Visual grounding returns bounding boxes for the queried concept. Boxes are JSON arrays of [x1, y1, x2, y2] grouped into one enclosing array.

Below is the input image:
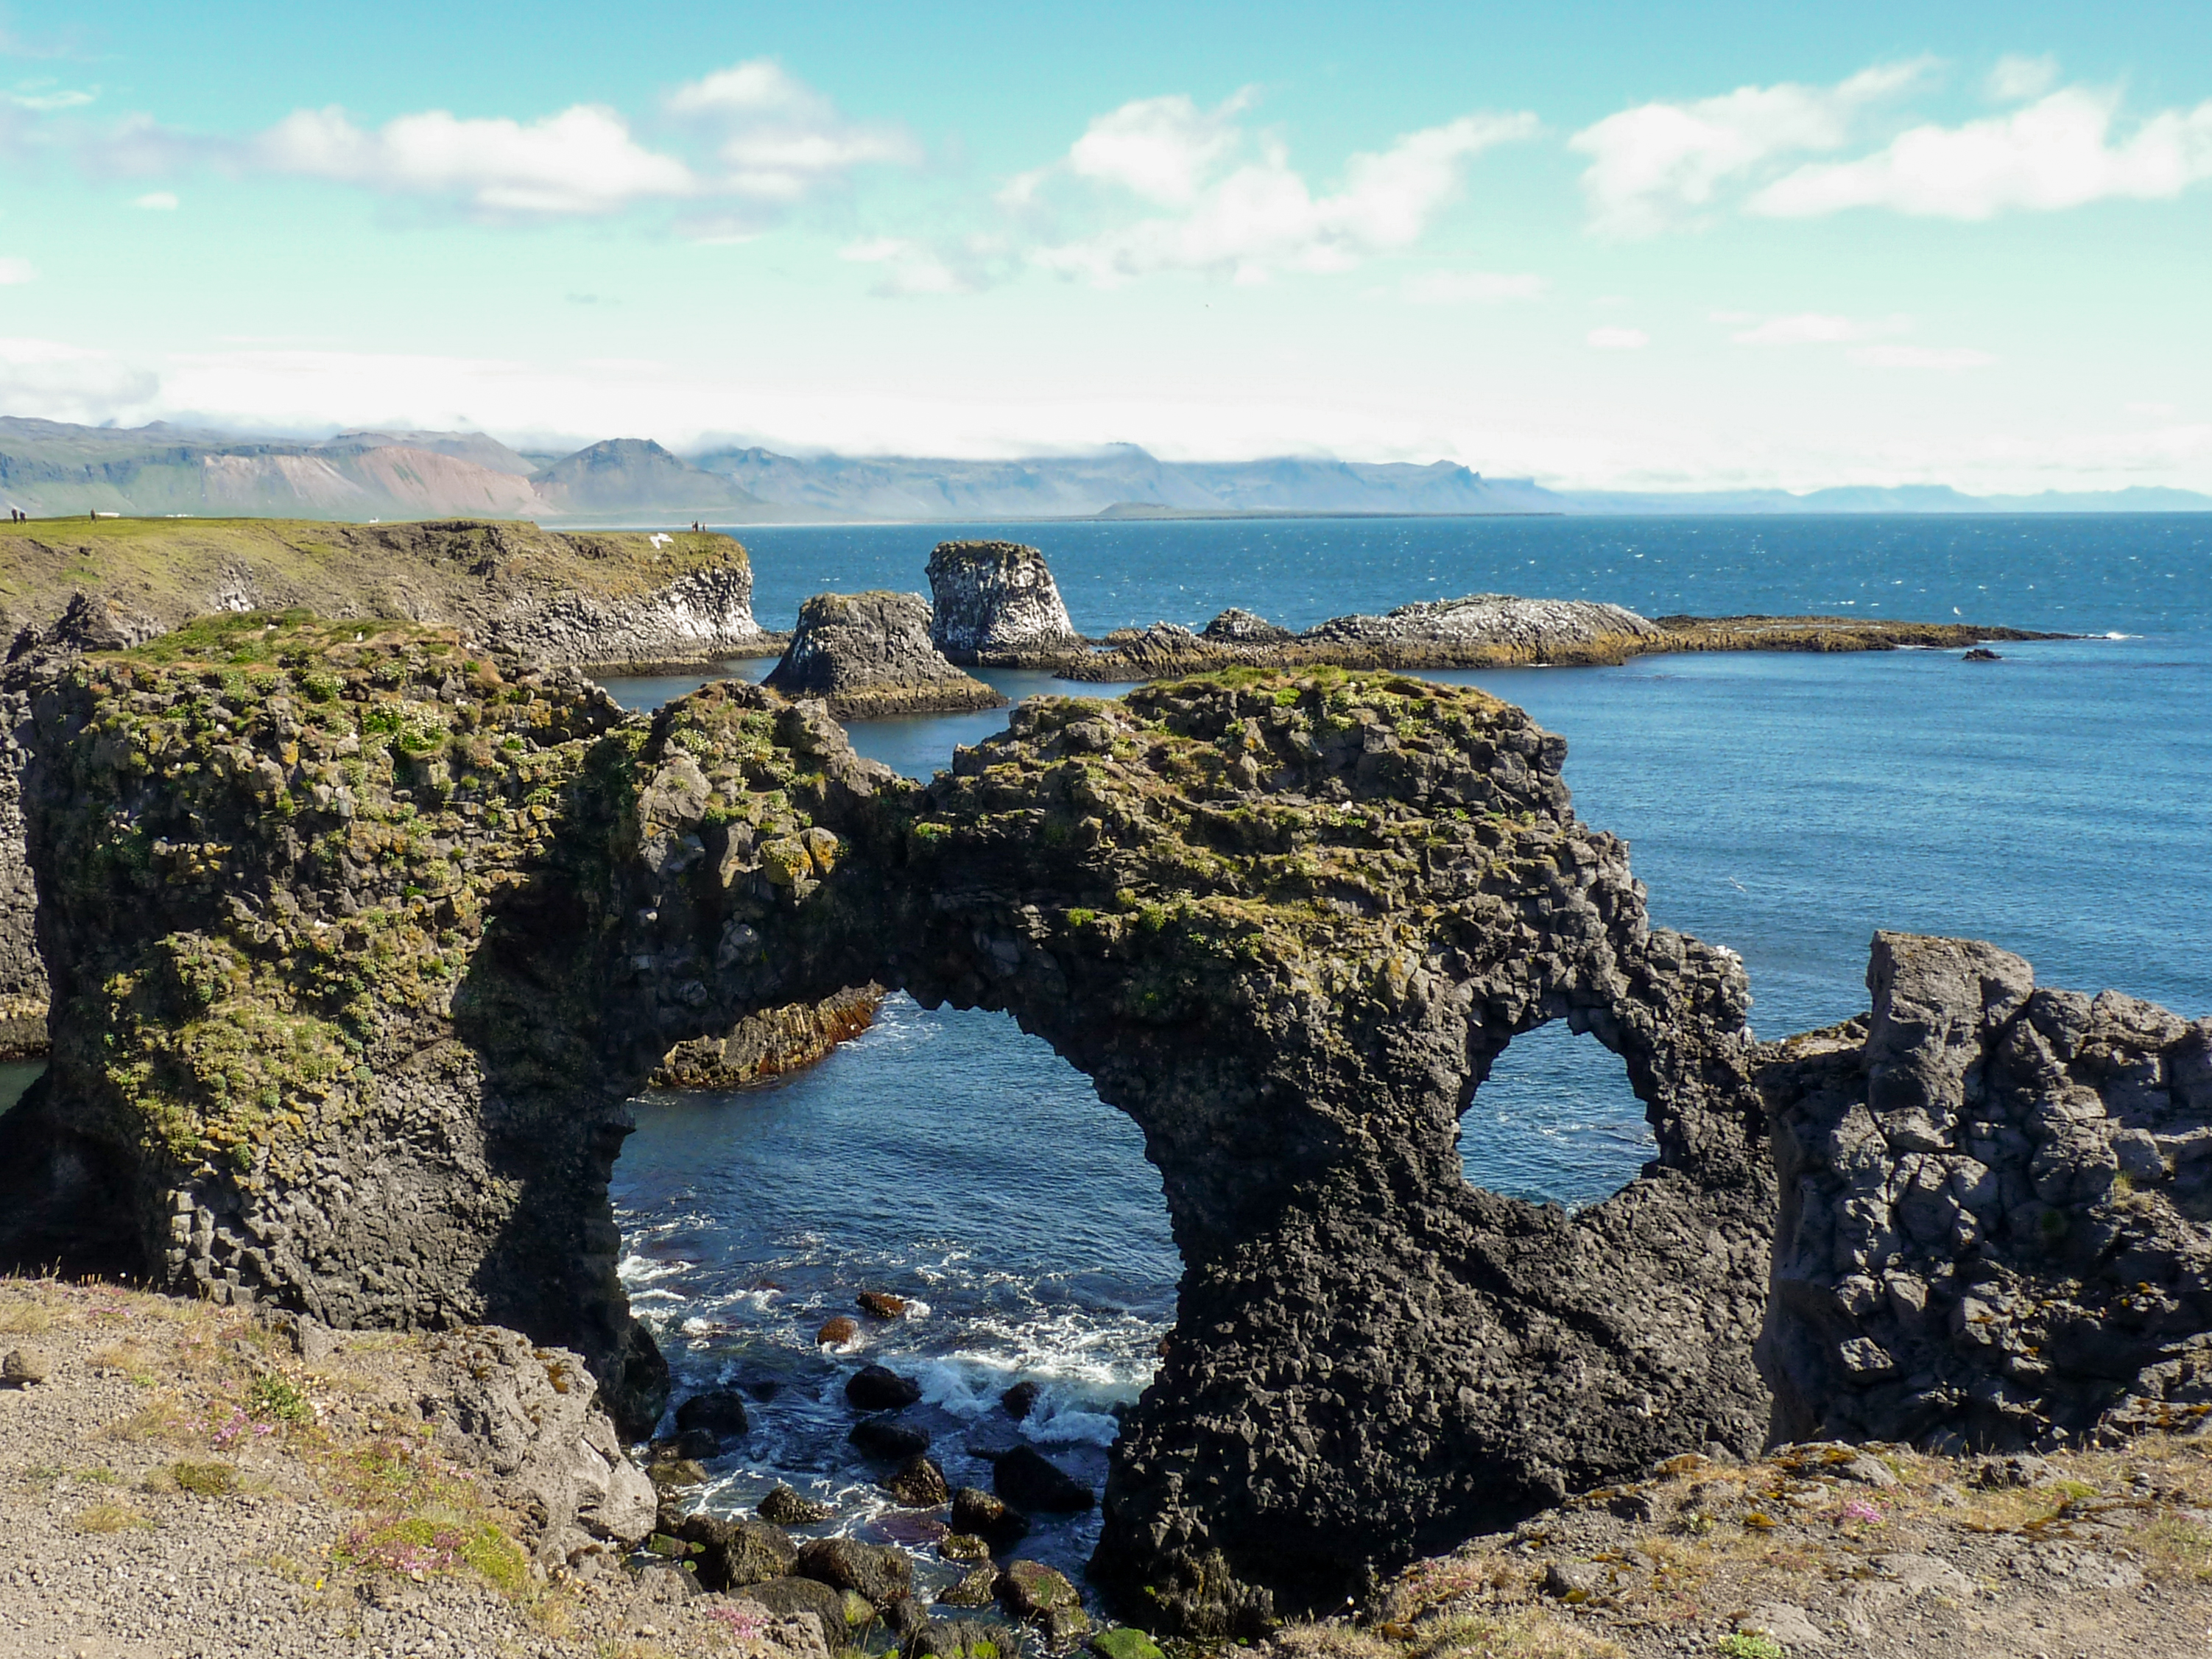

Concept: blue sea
[[599, 513, 2212, 1593]]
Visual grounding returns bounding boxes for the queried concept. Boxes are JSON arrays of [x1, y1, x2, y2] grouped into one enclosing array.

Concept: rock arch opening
[[613, 993, 1177, 1596], [11, 626, 1779, 1637], [1459, 1020, 1655, 1207]]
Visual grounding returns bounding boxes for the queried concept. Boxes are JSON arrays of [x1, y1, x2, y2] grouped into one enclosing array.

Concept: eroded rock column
[[1758, 931, 2212, 1451]]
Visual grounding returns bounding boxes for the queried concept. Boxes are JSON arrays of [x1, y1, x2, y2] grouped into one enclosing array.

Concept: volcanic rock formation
[[650, 985, 885, 1090], [1758, 931, 2212, 1451], [1, 613, 1777, 1632], [1, 594, 164, 1057], [925, 541, 1083, 665], [764, 591, 1004, 719]]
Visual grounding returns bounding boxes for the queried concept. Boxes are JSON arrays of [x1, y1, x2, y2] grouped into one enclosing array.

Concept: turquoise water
[[602, 514, 2211, 1590]]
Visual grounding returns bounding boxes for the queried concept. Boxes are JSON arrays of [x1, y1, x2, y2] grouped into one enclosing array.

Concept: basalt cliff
[[1, 610, 2202, 1638]]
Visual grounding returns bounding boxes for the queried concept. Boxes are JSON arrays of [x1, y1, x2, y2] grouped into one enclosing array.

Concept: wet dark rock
[[950, 1487, 1029, 1548], [993, 1445, 1093, 1513], [907, 1617, 1007, 1659], [1758, 931, 2212, 1454], [764, 591, 1004, 719], [817, 1317, 859, 1347], [884, 1593, 932, 1641], [926, 541, 1081, 666], [938, 1532, 991, 1565], [674, 1388, 751, 1439], [850, 1417, 933, 1460], [647, 1457, 708, 1490], [934, 1565, 998, 1610], [885, 1453, 951, 1507], [1000, 1381, 1040, 1420], [663, 1427, 721, 1462], [857, 1291, 910, 1320], [759, 1483, 836, 1525], [848, 1364, 925, 1412], [1962, 647, 2002, 661], [744, 1576, 852, 1633], [998, 1559, 1083, 1625], [962, 1422, 1024, 1461], [674, 1512, 798, 1590], [796, 1535, 914, 1610]]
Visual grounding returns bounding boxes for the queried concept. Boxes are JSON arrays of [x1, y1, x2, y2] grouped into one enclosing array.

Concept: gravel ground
[[0, 1276, 821, 1659], [1290, 1438, 2212, 1659]]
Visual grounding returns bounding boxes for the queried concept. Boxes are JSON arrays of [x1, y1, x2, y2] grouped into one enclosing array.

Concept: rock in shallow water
[[674, 1388, 751, 1438], [764, 591, 1003, 719], [993, 1445, 1093, 1513], [885, 1453, 951, 1507], [758, 1484, 835, 1526], [676, 1513, 798, 1591], [847, 1362, 924, 1411], [795, 1535, 913, 1610], [850, 1416, 932, 1460], [950, 1487, 1029, 1547]]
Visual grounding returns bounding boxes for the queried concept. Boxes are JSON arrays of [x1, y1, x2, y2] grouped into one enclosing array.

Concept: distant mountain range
[[0, 418, 2204, 523]]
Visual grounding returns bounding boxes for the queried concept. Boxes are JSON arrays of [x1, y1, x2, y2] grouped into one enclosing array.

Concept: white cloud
[[1726, 311, 1906, 346], [1401, 270, 1545, 303], [8, 84, 94, 112], [0, 256, 35, 283], [1588, 326, 1649, 350], [1751, 86, 2212, 219], [1850, 345, 1998, 370], [1987, 54, 2059, 102], [839, 236, 974, 296], [1569, 60, 1930, 236], [1064, 91, 1253, 205], [666, 59, 920, 203], [133, 190, 178, 210], [1029, 103, 1537, 284], [252, 103, 697, 216], [0, 337, 159, 422]]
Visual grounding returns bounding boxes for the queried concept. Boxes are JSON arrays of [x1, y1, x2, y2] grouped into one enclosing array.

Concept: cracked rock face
[[925, 542, 1082, 663], [2, 595, 166, 1058], [764, 591, 1004, 719], [1758, 931, 2212, 1453], [8, 620, 1774, 1633]]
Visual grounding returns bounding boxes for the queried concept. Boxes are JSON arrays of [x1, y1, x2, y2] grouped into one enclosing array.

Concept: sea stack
[[764, 591, 1004, 719], [925, 541, 1082, 664]]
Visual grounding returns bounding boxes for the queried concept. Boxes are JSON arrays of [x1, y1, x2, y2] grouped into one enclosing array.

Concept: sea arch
[[8, 622, 1772, 1634]]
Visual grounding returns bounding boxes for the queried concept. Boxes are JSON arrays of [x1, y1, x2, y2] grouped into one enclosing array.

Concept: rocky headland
[[1057, 599, 2060, 680], [764, 591, 1005, 719], [0, 515, 782, 670]]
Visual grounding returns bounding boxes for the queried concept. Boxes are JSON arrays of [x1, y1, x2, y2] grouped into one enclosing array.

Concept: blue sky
[[2, 1, 2209, 490]]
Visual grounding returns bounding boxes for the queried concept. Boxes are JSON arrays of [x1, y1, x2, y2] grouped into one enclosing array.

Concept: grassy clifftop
[[0, 516, 749, 637]]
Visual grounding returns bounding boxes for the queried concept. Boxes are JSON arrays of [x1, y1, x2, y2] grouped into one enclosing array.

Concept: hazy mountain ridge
[[0, 418, 2205, 522]]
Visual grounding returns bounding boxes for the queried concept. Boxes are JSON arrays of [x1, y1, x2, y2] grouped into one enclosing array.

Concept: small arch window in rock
[[1458, 1021, 1655, 1208]]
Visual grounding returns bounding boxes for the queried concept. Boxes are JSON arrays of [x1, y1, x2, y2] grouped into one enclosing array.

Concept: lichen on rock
[[926, 540, 1082, 665], [650, 984, 884, 1089], [8, 621, 1783, 1632]]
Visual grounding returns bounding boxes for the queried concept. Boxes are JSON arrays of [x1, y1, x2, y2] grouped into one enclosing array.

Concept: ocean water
[[600, 513, 2212, 1596]]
